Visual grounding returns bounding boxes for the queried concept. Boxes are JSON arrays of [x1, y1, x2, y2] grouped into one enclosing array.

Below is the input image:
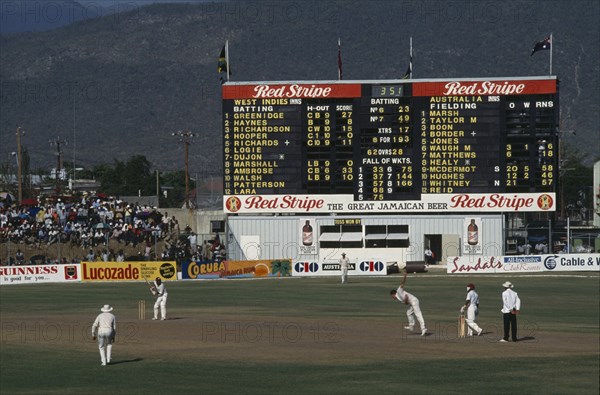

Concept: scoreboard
[[222, 77, 558, 214]]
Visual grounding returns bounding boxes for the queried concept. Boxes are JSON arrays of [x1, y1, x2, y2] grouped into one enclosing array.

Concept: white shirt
[[154, 281, 167, 297], [92, 312, 116, 336], [501, 288, 521, 313], [340, 256, 350, 269], [395, 286, 417, 305], [466, 289, 479, 307]]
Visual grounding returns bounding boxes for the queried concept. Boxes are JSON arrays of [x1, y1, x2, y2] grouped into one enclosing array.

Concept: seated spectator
[[37, 227, 48, 244], [16, 249, 25, 265], [67, 208, 77, 223], [48, 227, 60, 245], [534, 242, 544, 254], [93, 229, 105, 246]]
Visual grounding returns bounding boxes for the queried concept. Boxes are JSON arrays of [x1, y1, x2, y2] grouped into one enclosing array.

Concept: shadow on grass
[[110, 358, 143, 365], [517, 336, 536, 342]]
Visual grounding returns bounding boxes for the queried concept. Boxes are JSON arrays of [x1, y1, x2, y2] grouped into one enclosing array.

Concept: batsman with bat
[[461, 283, 483, 337], [152, 277, 168, 320]]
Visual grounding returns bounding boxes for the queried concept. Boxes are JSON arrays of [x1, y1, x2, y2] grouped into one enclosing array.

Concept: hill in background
[[1, 0, 599, 175]]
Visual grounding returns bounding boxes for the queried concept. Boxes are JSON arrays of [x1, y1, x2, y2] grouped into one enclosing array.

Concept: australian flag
[[530, 36, 551, 56]]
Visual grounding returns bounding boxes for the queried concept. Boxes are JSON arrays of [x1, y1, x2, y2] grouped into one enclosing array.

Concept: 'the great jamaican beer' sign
[[222, 77, 558, 214]]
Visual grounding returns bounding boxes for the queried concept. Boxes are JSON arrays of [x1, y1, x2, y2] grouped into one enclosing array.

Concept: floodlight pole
[[49, 137, 67, 196], [15, 127, 25, 205], [172, 130, 195, 209]]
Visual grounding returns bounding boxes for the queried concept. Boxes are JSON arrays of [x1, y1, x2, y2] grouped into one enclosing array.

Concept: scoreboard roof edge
[[222, 76, 557, 85]]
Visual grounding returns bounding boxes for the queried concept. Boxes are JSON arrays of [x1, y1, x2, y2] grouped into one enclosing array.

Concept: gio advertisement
[[293, 259, 386, 277]]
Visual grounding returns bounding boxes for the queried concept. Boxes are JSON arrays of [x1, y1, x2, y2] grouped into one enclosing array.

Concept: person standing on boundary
[[390, 268, 427, 336], [500, 281, 521, 342], [461, 283, 483, 336], [153, 277, 168, 320], [92, 304, 116, 366], [340, 253, 350, 284]]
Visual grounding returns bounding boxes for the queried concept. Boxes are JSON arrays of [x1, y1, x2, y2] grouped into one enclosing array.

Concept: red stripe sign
[[223, 83, 362, 99], [413, 79, 556, 96]]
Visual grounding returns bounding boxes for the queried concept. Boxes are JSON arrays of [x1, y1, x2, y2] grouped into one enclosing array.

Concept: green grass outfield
[[1, 273, 599, 395]]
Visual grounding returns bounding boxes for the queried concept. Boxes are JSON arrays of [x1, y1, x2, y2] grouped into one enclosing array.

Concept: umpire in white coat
[[92, 305, 116, 366], [500, 281, 521, 342]]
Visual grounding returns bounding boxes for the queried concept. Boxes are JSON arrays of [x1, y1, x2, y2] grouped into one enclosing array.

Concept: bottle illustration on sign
[[467, 219, 479, 245], [302, 220, 313, 246]]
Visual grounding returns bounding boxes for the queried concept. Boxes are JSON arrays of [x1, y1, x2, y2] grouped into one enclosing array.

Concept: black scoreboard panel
[[222, 78, 558, 213]]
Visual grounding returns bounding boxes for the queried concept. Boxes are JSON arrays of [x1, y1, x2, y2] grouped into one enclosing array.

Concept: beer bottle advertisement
[[462, 217, 482, 254], [299, 218, 316, 255]]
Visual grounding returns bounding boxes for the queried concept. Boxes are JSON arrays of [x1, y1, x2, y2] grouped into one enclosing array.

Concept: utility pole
[[156, 169, 160, 208], [49, 137, 67, 195], [558, 129, 576, 220], [172, 130, 195, 209], [15, 127, 25, 205]]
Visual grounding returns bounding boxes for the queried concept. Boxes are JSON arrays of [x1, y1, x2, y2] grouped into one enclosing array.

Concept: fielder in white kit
[[461, 283, 483, 336], [92, 304, 116, 366], [390, 269, 428, 336], [339, 253, 350, 284]]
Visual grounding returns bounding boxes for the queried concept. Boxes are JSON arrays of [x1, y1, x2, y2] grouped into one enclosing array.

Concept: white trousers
[[341, 267, 348, 284], [406, 299, 426, 331], [466, 305, 482, 335], [154, 295, 168, 319], [97, 329, 114, 364]]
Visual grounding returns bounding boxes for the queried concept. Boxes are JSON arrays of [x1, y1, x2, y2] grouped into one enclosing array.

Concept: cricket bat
[[142, 275, 157, 295]]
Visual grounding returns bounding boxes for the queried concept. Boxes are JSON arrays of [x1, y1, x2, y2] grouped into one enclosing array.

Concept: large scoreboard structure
[[222, 77, 558, 214]]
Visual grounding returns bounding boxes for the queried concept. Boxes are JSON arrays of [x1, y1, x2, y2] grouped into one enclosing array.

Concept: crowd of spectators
[[0, 193, 215, 266]]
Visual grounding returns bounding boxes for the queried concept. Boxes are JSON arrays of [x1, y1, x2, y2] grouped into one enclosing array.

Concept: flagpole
[[549, 33, 553, 76], [409, 36, 413, 79], [225, 40, 230, 82], [337, 38, 342, 80]]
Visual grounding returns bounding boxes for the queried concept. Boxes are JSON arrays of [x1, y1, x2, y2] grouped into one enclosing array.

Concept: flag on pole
[[218, 41, 230, 83], [402, 36, 413, 79], [217, 45, 227, 73], [402, 55, 412, 79], [530, 36, 551, 56], [337, 38, 343, 80]]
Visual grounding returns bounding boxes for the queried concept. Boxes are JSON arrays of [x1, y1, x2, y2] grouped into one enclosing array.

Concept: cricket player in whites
[[92, 305, 116, 366], [152, 277, 168, 320], [390, 268, 428, 336], [461, 283, 483, 336], [340, 253, 350, 284]]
